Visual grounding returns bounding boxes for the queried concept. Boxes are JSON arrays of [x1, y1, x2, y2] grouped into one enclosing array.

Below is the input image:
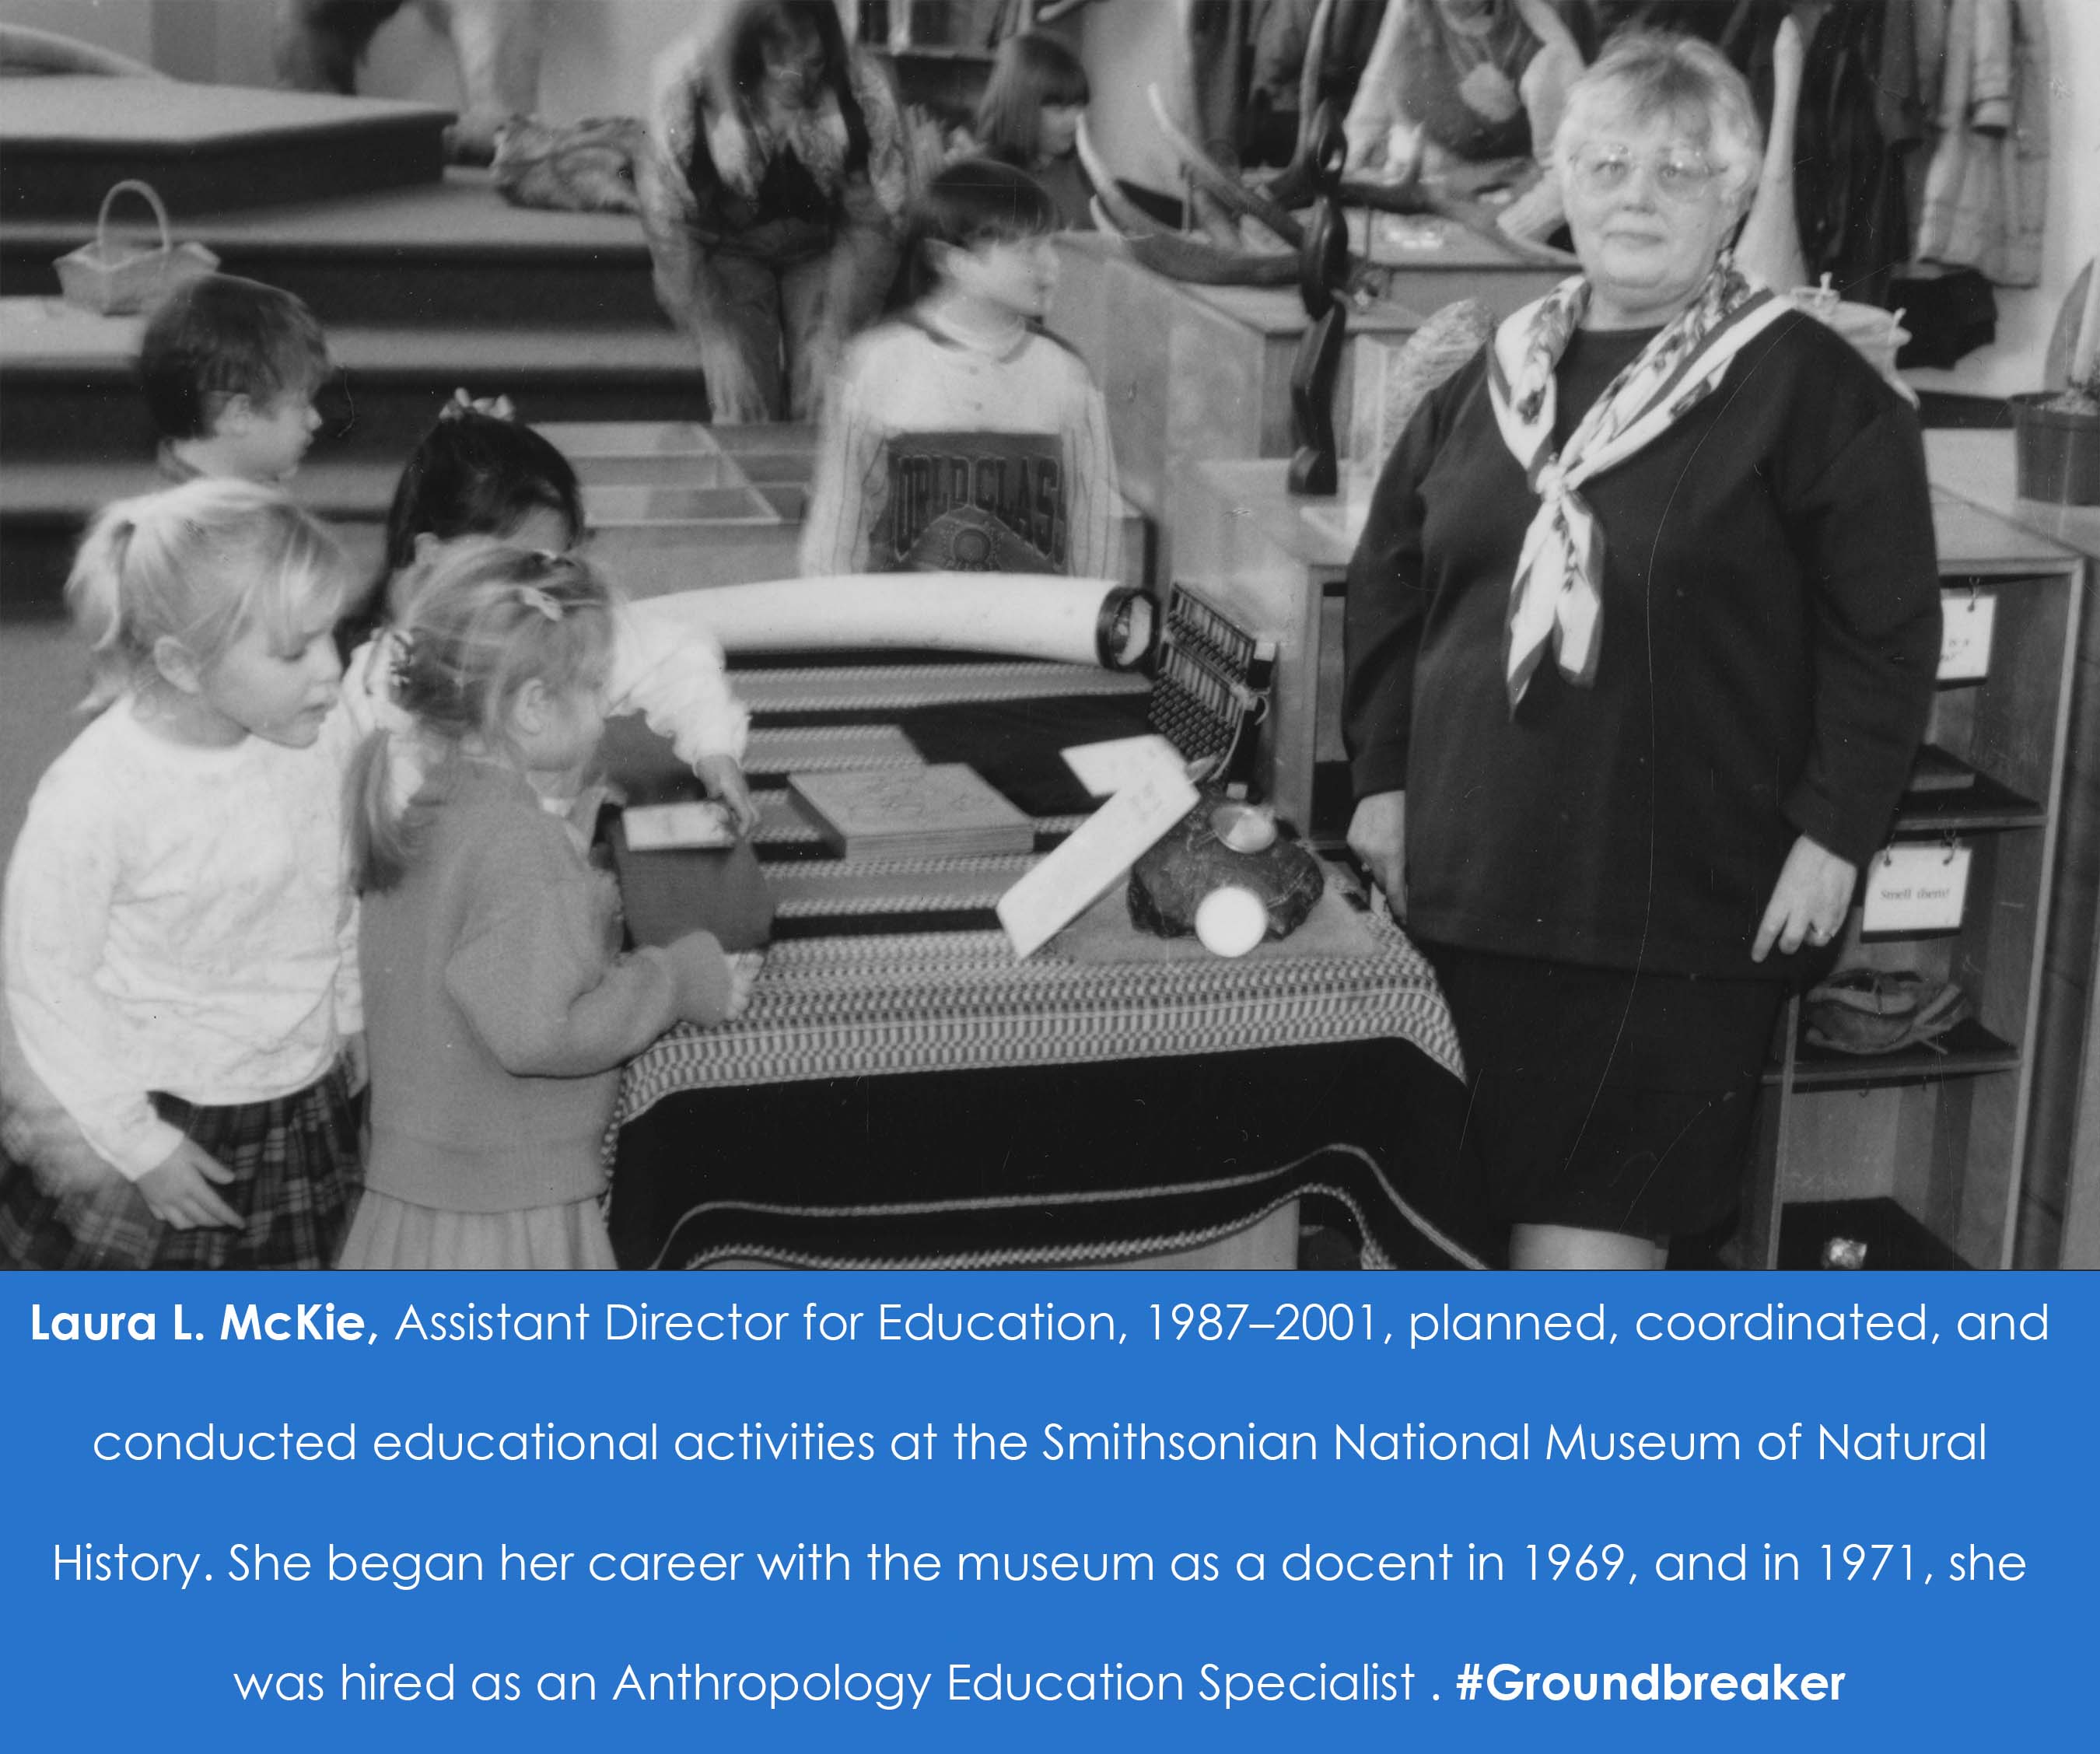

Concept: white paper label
[[1861, 842, 1972, 934], [997, 768, 1201, 958], [1061, 735, 1188, 798], [1937, 591, 1996, 682], [621, 802, 737, 850]]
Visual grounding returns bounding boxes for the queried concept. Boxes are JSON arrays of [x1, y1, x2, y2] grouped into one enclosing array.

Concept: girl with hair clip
[[0, 479, 363, 1269], [340, 396, 756, 831], [799, 157, 1119, 580], [340, 544, 753, 1272], [973, 30, 1094, 231]]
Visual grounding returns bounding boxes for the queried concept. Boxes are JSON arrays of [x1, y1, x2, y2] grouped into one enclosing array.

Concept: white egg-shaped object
[[1194, 885, 1269, 958]]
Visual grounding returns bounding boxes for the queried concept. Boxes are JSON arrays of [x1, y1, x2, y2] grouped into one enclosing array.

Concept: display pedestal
[[1051, 236, 1423, 565], [1052, 230, 1558, 581]]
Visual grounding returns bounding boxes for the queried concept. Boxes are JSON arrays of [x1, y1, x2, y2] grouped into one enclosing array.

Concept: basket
[[53, 180, 219, 317]]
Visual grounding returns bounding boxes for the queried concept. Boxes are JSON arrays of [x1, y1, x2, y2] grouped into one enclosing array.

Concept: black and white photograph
[[2, 0, 2095, 1276]]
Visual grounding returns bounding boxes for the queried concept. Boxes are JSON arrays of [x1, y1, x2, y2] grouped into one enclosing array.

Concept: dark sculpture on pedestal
[[1287, 104, 1351, 497]]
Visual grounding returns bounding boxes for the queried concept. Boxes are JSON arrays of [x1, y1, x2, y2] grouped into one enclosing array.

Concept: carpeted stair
[[2, 159, 704, 604], [0, 74, 449, 216], [0, 172, 663, 328]]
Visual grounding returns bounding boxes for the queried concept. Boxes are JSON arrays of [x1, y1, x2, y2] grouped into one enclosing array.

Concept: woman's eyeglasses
[[1564, 145, 1718, 204]]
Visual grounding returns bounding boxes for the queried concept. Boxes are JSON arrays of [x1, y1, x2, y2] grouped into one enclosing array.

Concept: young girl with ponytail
[[1, 478, 364, 1268], [340, 544, 751, 1271]]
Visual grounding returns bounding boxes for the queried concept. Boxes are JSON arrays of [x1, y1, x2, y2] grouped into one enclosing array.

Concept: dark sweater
[[1342, 313, 1941, 978]]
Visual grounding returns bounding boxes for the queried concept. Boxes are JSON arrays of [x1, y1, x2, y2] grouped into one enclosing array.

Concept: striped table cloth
[[618, 910, 1461, 1122], [604, 656, 1482, 1272]]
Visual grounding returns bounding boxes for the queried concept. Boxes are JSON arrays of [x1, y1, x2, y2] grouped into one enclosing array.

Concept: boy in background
[[138, 273, 331, 485], [798, 158, 1119, 581]]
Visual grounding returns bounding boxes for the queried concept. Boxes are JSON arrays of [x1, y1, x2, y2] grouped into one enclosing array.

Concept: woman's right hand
[[138, 1139, 242, 1231], [1347, 790, 1409, 917]]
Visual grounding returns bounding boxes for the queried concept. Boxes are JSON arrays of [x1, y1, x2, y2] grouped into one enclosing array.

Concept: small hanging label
[[1861, 842, 1972, 935], [1937, 590, 1996, 682]]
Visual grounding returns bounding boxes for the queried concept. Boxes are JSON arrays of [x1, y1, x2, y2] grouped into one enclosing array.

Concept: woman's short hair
[[1554, 30, 1763, 208], [975, 30, 1089, 165]]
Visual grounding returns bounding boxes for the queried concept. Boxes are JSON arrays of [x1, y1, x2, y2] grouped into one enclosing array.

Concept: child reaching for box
[[797, 158, 1120, 580], [340, 544, 752, 1270], [0, 481, 363, 1268], [342, 399, 756, 831]]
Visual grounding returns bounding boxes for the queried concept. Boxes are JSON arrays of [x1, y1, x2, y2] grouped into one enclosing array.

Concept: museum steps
[[0, 72, 449, 218], [0, 171, 663, 329], [0, 170, 699, 603]]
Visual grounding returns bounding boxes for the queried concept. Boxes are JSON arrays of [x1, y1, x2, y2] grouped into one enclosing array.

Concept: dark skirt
[[0, 1066, 362, 1271], [1419, 942, 1786, 1241]]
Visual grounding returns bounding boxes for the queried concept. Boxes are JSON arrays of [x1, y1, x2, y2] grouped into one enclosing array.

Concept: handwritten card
[[1937, 591, 1996, 682], [1861, 842, 1972, 936], [1060, 735, 1188, 798], [997, 766, 1201, 958]]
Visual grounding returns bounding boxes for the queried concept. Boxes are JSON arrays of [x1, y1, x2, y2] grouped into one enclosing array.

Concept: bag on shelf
[[1804, 968, 1971, 1056]]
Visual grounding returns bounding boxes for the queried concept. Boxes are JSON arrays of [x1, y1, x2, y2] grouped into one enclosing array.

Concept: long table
[[601, 656, 1486, 1272]]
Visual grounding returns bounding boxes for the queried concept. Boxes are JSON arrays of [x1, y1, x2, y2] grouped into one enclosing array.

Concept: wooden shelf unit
[[1924, 432, 2100, 1269], [1745, 507, 2085, 1271]]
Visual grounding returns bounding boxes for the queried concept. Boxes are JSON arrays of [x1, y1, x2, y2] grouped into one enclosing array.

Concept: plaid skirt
[[0, 1066, 362, 1271]]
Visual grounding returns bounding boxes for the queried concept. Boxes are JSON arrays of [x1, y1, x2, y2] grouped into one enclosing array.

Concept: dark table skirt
[[611, 1037, 1497, 1271]]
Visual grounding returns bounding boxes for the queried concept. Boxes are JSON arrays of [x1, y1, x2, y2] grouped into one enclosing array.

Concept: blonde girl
[[341, 545, 751, 1271], [0, 479, 362, 1269]]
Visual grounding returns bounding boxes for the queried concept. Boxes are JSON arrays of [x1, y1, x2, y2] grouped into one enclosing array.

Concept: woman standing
[[1342, 32, 1942, 1269], [639, 0, 912, 422]]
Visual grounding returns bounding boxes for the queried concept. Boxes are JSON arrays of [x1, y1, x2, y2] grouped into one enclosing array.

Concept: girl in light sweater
[[340, 545, 751, 1270], [1, 480, 362, 1268]]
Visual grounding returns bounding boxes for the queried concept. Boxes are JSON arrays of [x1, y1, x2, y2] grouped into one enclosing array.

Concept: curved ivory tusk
[[1145, 82, 1304, 248], [1734, 12, 1808, 292], [1297, 0, 1333, 163], [1075, 114, 1170, 239], [630, 572, 1155, 670]]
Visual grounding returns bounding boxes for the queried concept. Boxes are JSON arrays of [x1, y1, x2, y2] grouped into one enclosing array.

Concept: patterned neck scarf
[[1485, 261, 1790, 709]]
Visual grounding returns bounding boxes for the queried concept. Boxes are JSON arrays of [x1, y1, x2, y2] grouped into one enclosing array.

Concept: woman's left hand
[[1752, 835, 1858, 962]]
